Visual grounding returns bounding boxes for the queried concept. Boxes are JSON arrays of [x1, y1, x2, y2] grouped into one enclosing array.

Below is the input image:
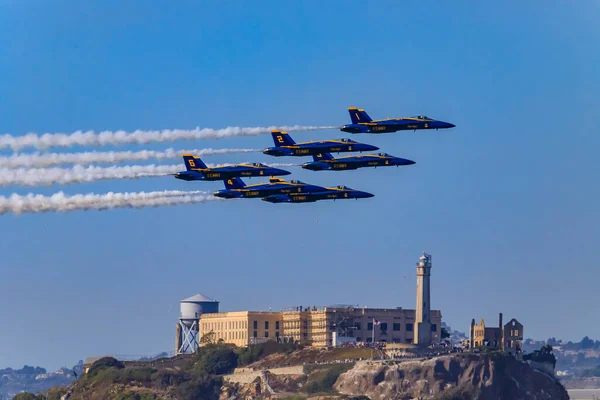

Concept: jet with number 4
[[301, 152, 415, 171], [340, 107, 455, 134], [213, 177, 326, 199], [174, 154, 291, 181], [261, 185, 374, 203], [262, 130, 379, 157]]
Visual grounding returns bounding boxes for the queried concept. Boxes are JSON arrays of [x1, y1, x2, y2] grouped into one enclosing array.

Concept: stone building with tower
[[469, 313, 524, 357], [175, 252, 441, 354]]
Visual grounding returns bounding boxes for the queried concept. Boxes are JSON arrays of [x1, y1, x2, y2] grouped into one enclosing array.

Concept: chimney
[[498, 312, 503, 329]]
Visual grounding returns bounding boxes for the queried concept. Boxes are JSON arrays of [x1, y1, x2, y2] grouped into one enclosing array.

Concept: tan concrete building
[[469, 313, 524, 356], [199, 311, 282, 347], [198, 306, 442, 348]]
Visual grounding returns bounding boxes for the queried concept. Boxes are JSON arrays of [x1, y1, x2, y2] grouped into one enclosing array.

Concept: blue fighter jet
[[262, 130, 378, 157], [261, 185, 374, 203], [301, 152, 415, 171], [213, 177, 326, 199], [340, 107, 455, 134], [174, 154, 291, 181]]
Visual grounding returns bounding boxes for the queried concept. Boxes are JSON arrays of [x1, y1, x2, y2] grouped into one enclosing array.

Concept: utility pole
[[371, 317, 375, 359]]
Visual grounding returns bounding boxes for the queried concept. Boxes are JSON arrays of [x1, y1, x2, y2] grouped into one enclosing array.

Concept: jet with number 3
[[340, 107, 455, 134], [262, 130, 379, 157], [174, 154, 291, 181]]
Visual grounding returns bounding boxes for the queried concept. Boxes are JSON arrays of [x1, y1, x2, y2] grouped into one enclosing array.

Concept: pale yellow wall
[[198, 307, 442, 348], [199, 311, 283, 347]]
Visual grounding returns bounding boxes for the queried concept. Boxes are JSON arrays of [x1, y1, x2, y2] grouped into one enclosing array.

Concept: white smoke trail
[[0, 148, 260, 168], [0, 125, 336, 151], [0, 163, 299, 187], [0, 190, 221, 216]]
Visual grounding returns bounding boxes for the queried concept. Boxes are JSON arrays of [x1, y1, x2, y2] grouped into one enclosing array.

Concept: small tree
[[441, 327, 450, 339], [200, 331, 216, 345]]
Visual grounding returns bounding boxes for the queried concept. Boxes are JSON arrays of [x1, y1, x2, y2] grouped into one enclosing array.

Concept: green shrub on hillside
[[112, 367, 157, 386], [151, 369, 188, 388], [13, 394, 42, 400], [46, 387, 68, 400], [175, 374, 222, 400], [237, 341, 302, 366], [113, 392, 157, 400], [194, 344, 238, 375], [303, 362, 355, 374], [303, 364, 353, 394], [87, 357, 125, 378]]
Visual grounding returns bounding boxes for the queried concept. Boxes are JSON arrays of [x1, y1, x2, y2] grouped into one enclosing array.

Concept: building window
[[265, 331, 269, 338], [406, 323, 413, 331], [380, 323, 388, 331], [515, 330, 519, 336], [253, 320, 258, 329], [265, 321, 269, 330], [367, 322, 373, 331], [355, 323, 361, 330], [431, 324, 437, 332], [276, 321, 280, 330], [253, 331, 257, 338], [393, 323, 401, 331]]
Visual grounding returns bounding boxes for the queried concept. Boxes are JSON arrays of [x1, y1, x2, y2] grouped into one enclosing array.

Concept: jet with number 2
[[262, 130, 379, 157], [174, 154, 290, 181], [213, 177, 326, 199], [302, 152, 415, 171], [340, 107, 455, 134], [261, 185, 374, 203]]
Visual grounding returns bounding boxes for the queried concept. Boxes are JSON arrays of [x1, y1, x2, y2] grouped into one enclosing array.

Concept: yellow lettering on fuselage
[[207, 173, 221, 178], [330, 147, 342, 152], [334, 163, 348, 169], [295, 149, 310, 155]]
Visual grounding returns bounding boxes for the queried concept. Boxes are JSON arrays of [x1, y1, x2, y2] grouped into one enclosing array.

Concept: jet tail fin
[[348, 107, 372, 124], [224, 177, 246, 190], [312, 152, 334, 162], [182, 154, 207, 170], [271, 130, 296, 147]]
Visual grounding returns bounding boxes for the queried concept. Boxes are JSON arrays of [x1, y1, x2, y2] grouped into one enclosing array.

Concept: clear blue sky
[[0, 1, 598, 370]]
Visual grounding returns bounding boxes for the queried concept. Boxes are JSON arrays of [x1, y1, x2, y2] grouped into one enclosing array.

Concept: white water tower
[[176, 293, 219, 354]]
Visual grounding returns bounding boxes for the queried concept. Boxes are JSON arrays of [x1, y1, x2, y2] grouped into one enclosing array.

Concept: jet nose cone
[[278, 169, 292, 175], [362, 191, 375, 198], [396, 158, 416, 166], [365, 144, 379, 151]]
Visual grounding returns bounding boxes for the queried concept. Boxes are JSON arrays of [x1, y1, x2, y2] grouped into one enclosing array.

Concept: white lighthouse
[[415, 252, 432, 346]]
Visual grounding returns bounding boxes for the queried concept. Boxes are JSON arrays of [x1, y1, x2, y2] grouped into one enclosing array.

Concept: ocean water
[[568, 389, 600, 400]]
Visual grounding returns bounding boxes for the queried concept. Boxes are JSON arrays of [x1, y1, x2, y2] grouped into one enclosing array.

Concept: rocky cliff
[[334, 352, 569, 400], [34, 351, 569, 400]]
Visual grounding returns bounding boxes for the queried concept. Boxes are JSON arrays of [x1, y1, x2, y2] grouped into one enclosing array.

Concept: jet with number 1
[[174, 154, 290, 181], [340, 107, 455, 134], [262, 130, 379, 157], [302, 152, 415, 171]]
